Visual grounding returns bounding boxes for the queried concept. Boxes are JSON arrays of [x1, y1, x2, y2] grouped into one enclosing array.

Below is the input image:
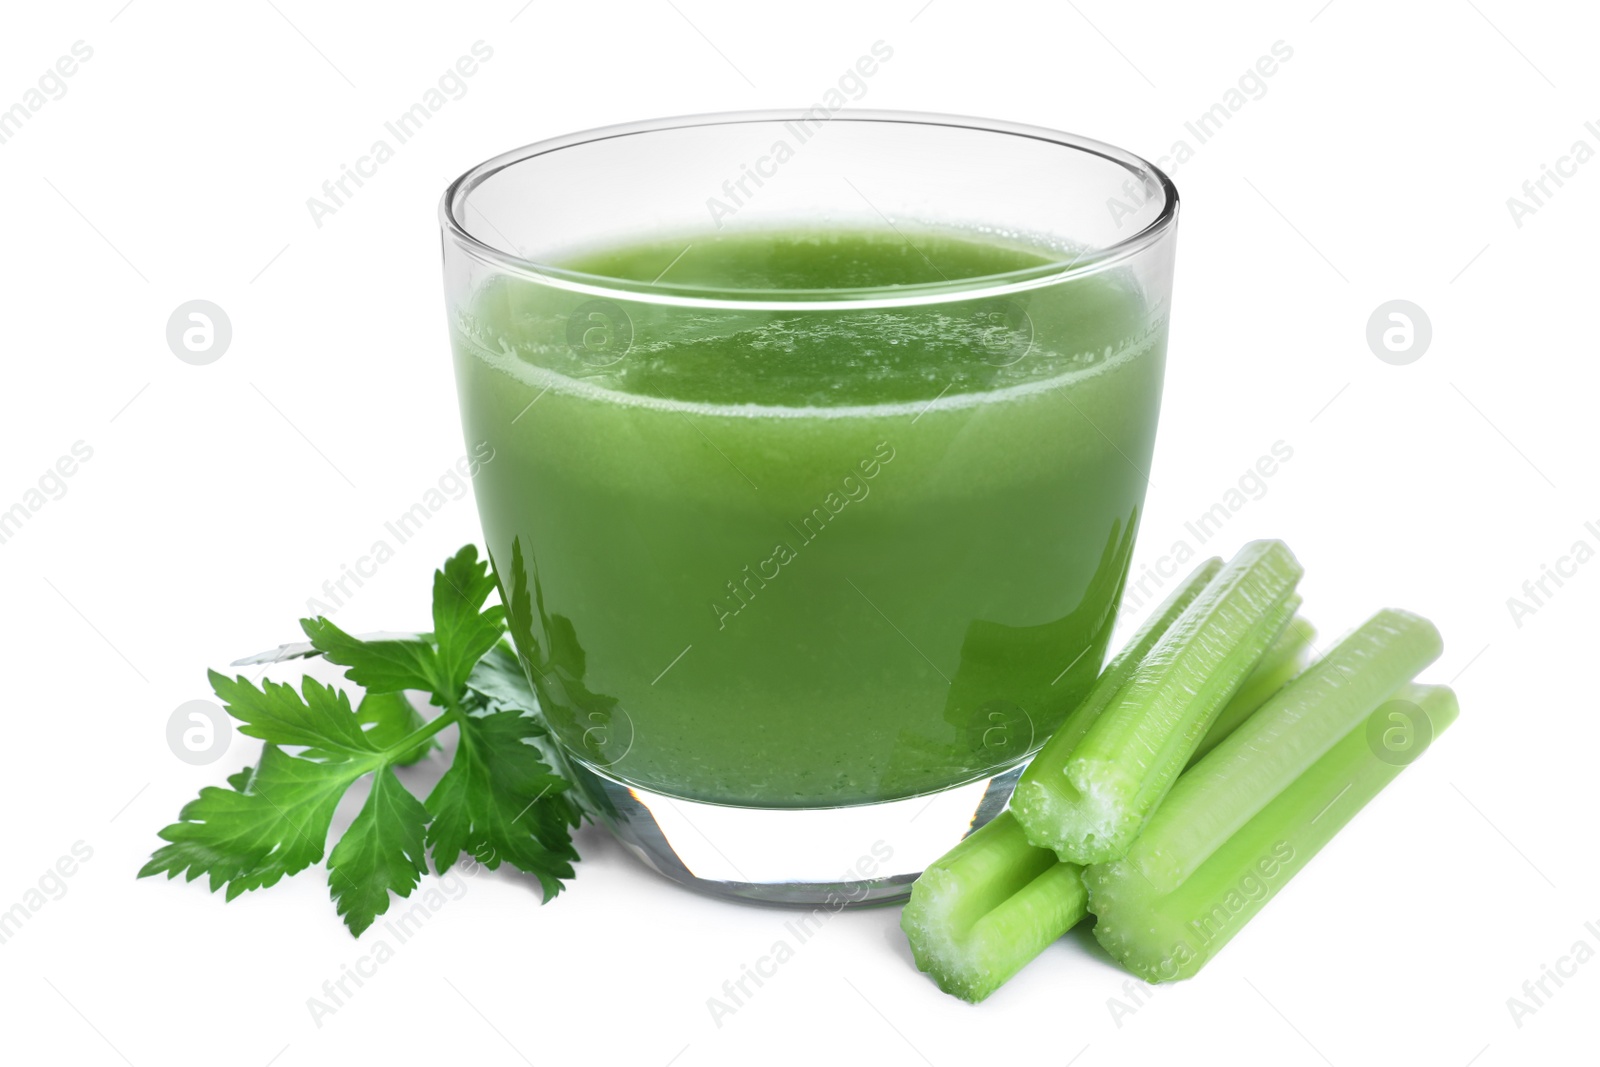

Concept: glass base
[[566, 759, 1024, 906]]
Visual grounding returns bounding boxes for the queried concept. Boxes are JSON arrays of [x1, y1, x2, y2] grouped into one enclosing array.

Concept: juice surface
[[452, 227, 1167, 806]]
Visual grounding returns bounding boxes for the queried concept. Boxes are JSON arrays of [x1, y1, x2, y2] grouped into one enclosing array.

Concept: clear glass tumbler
[[440, 110, 1177, 905]]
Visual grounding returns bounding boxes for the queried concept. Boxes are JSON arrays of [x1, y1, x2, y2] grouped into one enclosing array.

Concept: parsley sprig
[[139, 545, 582, 936]]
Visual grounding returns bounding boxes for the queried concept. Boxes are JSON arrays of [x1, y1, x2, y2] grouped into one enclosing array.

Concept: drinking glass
[[440, 111, 1177, 904]]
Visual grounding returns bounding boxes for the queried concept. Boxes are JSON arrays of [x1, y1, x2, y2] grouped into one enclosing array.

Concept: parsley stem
[[382, 705, 459, 762]]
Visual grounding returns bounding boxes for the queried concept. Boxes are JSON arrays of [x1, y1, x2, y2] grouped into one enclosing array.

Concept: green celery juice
[[451, 227, 1167, 806]]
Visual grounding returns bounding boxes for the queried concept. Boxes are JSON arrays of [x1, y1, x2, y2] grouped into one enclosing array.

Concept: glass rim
[[440, 108, 1179, 312]]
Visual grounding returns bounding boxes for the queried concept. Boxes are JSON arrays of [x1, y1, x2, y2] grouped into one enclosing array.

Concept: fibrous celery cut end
[[1006, 780, 1066, 853], [901, 868, 995, 1001], [1010, 766, 1127, 864], [900, 813, 1087, 1002], [1055, 758, 1143, 864], [1081, 862, 1192, 983]]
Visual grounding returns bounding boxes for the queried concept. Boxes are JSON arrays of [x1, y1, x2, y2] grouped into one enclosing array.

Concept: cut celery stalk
[[1084, 657, 1454, 984], [1122, 608, 1441, 898], [1004, 558, 1220, 851], [1028, 557, 1223, 771], [898, 558, 1221, 1002], [1188, 615, 1317, 768], [1013, 541, 1303, 864], [900, 813, 1086, 1002]]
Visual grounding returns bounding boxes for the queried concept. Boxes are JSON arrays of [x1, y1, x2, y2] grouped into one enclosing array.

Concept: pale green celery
[[1013, 541, 1303, 864], [1084, 626, 1452, 983], [900, 812, 1086, 1002], [1029, 558, 1222, 772], [1188, 615, 1317, 768], [1121, 608, 1442, 898], [1008, 558, 1219, 846], [900, 557, 1223, 1001]]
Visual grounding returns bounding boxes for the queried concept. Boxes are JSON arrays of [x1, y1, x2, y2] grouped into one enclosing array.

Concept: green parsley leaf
[[327, 767, 431, 936], [467, 643, 608, 823], [300, 545, 503, 704], [425, 707, 578, 896], [464, 642, 541, 711], [208, 670, 377, 757], [432, 544, 506, 698], [300, 616, 441, 695], [140, 744, 368, 900], [145, 543, 582, 936]]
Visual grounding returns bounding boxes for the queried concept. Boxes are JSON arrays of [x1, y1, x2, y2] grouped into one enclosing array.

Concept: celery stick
[[1005, 558, 1219, 847], [1013, 541, 1303, 864], [900, 813, 1087, 1002], [1028, 557, 1222, 771], [899, 559, 1223, 1001], [1188, 615, 1317, 768], [1088, 630, 1452, 991], [1124, 608, 1441, 898], [1087, 682, 1456, 981]]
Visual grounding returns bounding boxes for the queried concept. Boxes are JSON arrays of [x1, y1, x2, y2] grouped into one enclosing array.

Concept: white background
[[1, 1, 1595, 1065]]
